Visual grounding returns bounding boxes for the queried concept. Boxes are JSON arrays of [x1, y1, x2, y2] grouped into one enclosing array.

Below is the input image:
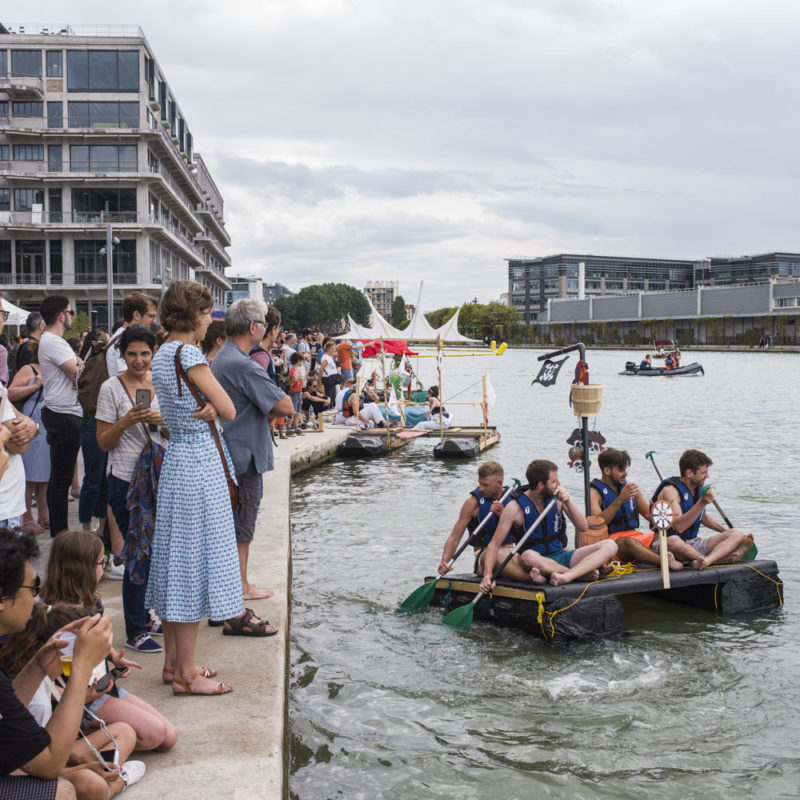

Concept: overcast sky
[[16, 1, 800, 308]]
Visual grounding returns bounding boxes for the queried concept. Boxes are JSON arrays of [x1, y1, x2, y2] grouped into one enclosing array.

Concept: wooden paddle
[[398, 482, 518, 611]]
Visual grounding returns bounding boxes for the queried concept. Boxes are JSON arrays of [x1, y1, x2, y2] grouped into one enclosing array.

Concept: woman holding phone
[[96, 326, 166, 654]]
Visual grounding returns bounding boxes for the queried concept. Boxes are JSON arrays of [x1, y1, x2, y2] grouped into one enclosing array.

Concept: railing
[[0, 209, 140, 225], [0, 114, 148, 131], [3, 24, 144, 38], [0, 272, 48, 285], [75, 271, 138, 285], [0, 74, 44, 93]]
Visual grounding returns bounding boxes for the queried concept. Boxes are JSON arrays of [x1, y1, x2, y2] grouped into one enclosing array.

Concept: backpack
[[77, 338, 114, 416]]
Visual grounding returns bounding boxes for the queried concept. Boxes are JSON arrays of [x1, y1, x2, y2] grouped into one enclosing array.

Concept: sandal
[[162, 666, 218, 685], [38, 518, 50, 529], [171, 671, 232, 696], [222, 608, 278, 637], [21, 519, 46, 533]]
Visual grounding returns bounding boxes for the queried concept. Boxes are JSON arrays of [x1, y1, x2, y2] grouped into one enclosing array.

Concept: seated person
[[334, 380, 385, 429], [437, 461, 528, 580], [590, 449, 682, 570], [0, 528, 145, 800], [301, 377, 330, 423], [664, 353, 676, 370], [650, 449, 752, 568], [481, 460, 617, 589], [639, 354, 652, 370], [412, 386, 453, 430]]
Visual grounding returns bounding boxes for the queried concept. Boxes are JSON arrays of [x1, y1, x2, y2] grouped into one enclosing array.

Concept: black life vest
[[650, 476, 704, 540], [590, 478, 639, 533], [467, 486, 513, 548], [511, 487, 566, 556]]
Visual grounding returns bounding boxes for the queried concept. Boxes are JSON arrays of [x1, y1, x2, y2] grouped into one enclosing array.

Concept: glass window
[[11, 50, 42, 76], [16, 241, 46, 283], [70, 145, 89, 171], [66, 51, 88, 90], [69, 144, 138, 172], [68, 101, 139, 128], [0, 241, 9, 282], [0, 101, 7, 118], [74, 239, 136, 283], [47, 101, 63, 128], [118, 51, 139, 90], [12, 101, 43, 117], [67, 50, 139, 91], [50, 240, 63, 284], [13, 145, 44, 160], [48, 189, 62, 222], [0, 51, 6, 75], [48, 145, 62, 172], [46, 50, 63, 77], [89, 51, 117, 90], [0, 145, 8, 160], [14, 188, 44, 211], [0, 189, 9, 211], [72, 188, 136, 222]]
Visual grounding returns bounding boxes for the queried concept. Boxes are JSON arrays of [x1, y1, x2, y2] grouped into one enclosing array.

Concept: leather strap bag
[[174, 344, 239, 512]]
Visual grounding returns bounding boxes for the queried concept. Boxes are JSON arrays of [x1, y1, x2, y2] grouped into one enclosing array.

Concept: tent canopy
[[1, 297, 30, 327]]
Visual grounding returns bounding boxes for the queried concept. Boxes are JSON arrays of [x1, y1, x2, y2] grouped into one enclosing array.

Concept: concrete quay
[[33, 424, 350, 800]]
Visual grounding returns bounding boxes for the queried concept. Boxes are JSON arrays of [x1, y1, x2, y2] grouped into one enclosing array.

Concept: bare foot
[[729, 533, 754, 563], [550, 572, 572, 586], [529, 567, 547, 584], [690, 557, 708, 569], [667, 553, 684, 571], [599, 563, 613, 577], [244, 585, 275, 600]]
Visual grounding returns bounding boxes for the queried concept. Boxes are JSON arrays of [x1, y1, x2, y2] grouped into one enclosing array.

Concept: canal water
[[289, 349, 799, 800]]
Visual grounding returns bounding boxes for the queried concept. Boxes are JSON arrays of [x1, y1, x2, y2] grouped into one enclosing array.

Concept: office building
[[0, 22, 231, 326]]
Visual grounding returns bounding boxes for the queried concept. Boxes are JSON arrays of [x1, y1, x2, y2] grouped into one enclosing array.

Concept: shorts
[[87, 684, 130, 712], [548, 549, 575, 568], [610, 530, 655, 548], [650, 535, 709, 556], [233, 464, 263, 544], [0, 775, 57, 800], [290, 392, 302, 414]]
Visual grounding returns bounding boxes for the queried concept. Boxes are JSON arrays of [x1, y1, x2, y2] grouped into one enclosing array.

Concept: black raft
[[433, 438, 480, 459], [428, 559, 783, 645]]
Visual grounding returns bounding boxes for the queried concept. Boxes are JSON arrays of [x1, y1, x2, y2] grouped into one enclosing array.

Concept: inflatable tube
[[433, 438, 480, 459]]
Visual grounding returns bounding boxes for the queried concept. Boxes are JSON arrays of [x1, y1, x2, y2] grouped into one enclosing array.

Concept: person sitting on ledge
[[412, 386, 453, 431], [334, 379, 386, 429], [590, 448, 682, 570], [650, 449, 752, 569], [480, 459, 617, 590]]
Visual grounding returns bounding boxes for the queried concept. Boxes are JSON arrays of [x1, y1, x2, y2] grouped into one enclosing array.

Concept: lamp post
[[99, 224, 119, 328]]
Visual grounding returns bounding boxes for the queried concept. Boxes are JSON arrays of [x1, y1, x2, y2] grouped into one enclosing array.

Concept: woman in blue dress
[[148, 280, 255, 696]]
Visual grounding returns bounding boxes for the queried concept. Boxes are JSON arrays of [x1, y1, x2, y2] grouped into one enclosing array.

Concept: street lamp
[[99, 224, 120, 329]]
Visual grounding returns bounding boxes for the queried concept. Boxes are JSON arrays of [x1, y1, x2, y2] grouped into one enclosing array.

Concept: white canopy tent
[[1, 297, 30, 327], [433, 307, 477, 343]]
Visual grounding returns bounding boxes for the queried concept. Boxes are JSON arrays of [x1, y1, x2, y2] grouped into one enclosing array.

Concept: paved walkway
[[33, 425, 350, 799]]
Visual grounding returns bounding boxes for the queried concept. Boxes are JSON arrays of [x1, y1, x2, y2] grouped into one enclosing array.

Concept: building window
[[72, 188, 136, 222], [49, 188, 62, 223], [67, 50, 139, 92], [13, 145, 44, 161], [10, 50, 42, 76], [12, 101, 43, 117], [0, 145, 8, 161], [0, 51, 6, 76], [45, 50, 63, 77], [16, 240, 46, 283], [70, 145, 137, 172], [47, 101, 63, 128], [14, 188, 44, 211], [0, 189, 9, 210], [49, 240, 63, 284], [48, 145, 62, 172], [0, 101, 7, 119], [0, 240, 9, 281], [68, 101, 139, 128], [74, 239, 137, 284]]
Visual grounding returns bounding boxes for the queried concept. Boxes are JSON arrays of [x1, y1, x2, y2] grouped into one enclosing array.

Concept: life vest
[[590, 478, 639, 533], [650, 477, 704, 540], [341, 389, 363, 419], [467, 486, 513, 547], [664, 355, 675, 370], [511, 488, 567, 556]]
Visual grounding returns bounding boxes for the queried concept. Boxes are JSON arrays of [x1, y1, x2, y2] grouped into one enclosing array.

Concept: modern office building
[[363, 280, 399, 322], [262, 282, 293, 305], [507, 254, 697, 323], [0, 22, 232, 326], [696, 252, 800, 285]]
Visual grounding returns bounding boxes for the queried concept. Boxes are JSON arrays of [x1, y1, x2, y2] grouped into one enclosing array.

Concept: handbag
[[174, 345, 240, 512]]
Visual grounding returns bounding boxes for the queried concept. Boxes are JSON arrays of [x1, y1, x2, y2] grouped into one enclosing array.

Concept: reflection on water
[[290, 349, 799, 800]]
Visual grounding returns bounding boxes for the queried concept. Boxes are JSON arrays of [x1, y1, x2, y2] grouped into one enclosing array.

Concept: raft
[[620, 361, 704, 376], [427, 559, 782, 644], [337, 429, 409, 457]]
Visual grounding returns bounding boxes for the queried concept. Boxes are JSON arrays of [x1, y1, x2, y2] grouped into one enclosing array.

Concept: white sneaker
[[105, 560, 125, 581], [121, 760, 146, 788]]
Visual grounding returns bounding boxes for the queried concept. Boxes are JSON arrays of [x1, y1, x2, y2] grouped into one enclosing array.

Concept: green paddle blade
[[441, 600, 476, 629], [398, 578, 439, 611]]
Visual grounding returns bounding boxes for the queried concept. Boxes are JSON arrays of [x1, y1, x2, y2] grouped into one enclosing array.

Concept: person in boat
[[437, 461, 529, 581], [412, 386, 453, 431], [480, 460, 617, 590], [650, 449, 753, 569], [639, 354, 652, 370], [589, 449, 682, 571], [664, 352, 677, 370], [334, 379, 386, 429]]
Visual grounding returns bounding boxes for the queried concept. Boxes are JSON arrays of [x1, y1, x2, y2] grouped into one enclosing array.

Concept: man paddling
[[437, 461, 528, 580], [650, 449, 753, 568], [480, 460, 617, 590]]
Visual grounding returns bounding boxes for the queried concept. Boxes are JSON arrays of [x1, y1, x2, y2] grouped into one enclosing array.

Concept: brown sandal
[[222, 607, 278, 637], [171, 671, 232, 696], [162, 666, 217, 685]]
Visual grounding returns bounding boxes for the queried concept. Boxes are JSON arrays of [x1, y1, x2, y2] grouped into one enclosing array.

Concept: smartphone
[[135, 388, 152, 408]]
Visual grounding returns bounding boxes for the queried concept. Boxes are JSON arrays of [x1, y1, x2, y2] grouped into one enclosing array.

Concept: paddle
[[441, 498, 557, 629], [398, 482, 519, 611], [645, 451, 757, 560]]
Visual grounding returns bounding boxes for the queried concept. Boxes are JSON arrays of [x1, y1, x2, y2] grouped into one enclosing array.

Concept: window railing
[[75, 271, 138, 285], [2, 272, 48, 285]]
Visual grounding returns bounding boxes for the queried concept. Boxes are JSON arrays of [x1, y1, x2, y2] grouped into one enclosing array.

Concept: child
[[41, 531, 178, 752], [287, 352, 306, 435]]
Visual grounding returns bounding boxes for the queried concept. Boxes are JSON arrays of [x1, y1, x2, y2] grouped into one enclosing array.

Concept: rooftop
[[1, 23, 145, 38]]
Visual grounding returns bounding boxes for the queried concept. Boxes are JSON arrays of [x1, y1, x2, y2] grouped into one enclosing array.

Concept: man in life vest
[[437, 461, 528, 580], [664, 353, 676, 370], [334, 379, 385, 429], [590, 449, 682, 570], [639, 354, 652, 370], [650, 449, 753, 569], [480, 460, 617, 590]]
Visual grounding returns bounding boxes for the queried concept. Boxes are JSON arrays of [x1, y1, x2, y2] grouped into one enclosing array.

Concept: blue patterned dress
[[146, 340, 243, 622]]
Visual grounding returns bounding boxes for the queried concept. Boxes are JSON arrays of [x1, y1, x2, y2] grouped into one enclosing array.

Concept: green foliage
[[737, 328, 762, 347], [425, 302, 522, 341], [391, 295, 407, 326], [396, 318, 410, 331], [70, 312, 92, 336], [424, 306, 458, 329], [676, 328, 695, 347], [273, 283, 370, 333], [622, 329, 641, 346]]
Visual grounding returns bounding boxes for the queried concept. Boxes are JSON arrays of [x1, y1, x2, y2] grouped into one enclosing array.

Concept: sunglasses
[[0, 310, 8, 321], [19, 575, 41, 597]]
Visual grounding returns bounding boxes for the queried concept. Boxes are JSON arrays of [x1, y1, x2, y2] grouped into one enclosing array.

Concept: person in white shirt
[[38, 295, 81, 537]]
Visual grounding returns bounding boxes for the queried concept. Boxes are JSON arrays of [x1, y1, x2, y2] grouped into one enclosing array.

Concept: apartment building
[[0, 23, 231, 326], [363, 280, 398, 322]]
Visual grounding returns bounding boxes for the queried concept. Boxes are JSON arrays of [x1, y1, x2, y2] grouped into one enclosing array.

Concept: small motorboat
[[620, 361, 704, 376]]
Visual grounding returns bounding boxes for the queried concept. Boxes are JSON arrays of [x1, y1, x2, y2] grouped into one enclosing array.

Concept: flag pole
[[482, 371, 488, 438], [380, 336, 389, 429], [438, 336, 444, 443]]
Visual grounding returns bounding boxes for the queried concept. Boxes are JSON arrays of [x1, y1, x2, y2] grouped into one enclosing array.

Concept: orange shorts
[[609, 530, 654, 551]]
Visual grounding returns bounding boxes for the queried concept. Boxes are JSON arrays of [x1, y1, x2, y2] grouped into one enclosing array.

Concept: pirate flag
[[532, 356, 568, 387]]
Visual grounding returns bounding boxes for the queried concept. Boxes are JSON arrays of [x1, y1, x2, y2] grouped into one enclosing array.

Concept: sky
[[14, 1, 800, 308]]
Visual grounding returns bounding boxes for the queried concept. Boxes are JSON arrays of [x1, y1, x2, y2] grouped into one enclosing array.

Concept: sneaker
[[147, 619, 164, 636], [120, 760, 146, 788], [105, 560, 125, 581], [125, 633, 163, 653]]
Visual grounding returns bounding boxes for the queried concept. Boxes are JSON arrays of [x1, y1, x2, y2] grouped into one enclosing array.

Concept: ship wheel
[[651, 501, 673, 530]]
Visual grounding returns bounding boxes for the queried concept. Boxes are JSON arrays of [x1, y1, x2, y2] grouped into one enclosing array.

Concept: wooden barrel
[[576, 515, 609, 548], [572, 384, 603, 417]]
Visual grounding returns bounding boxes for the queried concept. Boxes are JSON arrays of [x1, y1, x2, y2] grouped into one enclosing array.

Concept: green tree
[[424, 302, 521, 341], [390, 295, 407, 326], [274, 283, 370, 333]]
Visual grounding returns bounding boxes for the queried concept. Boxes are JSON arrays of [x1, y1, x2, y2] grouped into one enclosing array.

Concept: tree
[[273, 283, 370, 333], [391, 295, 407, 326], [424, 302, 522, 341]]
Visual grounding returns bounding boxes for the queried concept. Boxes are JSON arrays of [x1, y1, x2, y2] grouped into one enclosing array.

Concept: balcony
[[195, 233, 231, 267], [0, 114, 147, 134], [0, 73, 45, 99], [0, 209, 142, 227], [0, 271, 48, 285], [75, 271, 138, 285], [197, 202, 231, 246]]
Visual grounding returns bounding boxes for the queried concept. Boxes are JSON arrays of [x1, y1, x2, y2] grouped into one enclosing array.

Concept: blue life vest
[[650, 477, 704, 540], [590, 478, 639, 533], [341, 389, 363, 418], [467, 486, 512, 547], [512, 490, 566, 556]]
